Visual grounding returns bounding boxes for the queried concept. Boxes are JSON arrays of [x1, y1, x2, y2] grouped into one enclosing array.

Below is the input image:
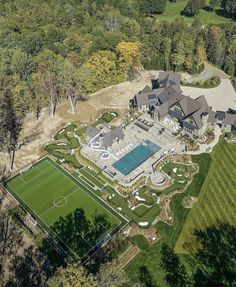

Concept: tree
[[6, 246, 52, 287], [171, 37, 186, 71], [96, 261, 129, 287], [139, 0, 167, 14], [47, 263, 98, 287], [182, 0, 201, 16], [10, 49, 35, 80], [193, 224, 236, 287], [33, 49, 62, 116], [0, 76, 26, 172], [139, 265, 159, 287], [205, 25, 224, 66], [117, 41, 141, 74], [221, 0, 236, 19], [209, 0, 220, 10], [0, 205, 23, 285], [161, 244, 191, 287], [59, 59, 81, 113]]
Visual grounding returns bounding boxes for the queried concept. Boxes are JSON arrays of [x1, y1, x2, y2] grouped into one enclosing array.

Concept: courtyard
[[81, 115, 185, 184]]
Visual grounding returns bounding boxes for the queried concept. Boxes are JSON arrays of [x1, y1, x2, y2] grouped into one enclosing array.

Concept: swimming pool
[[112, 140, 161, 176]]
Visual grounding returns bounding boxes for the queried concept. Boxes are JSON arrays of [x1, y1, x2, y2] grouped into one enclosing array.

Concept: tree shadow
[[139, 265, 159, 287], [193, 223, 236, 287], [6, 246, 53, 287], [40, 208, 112, 268]]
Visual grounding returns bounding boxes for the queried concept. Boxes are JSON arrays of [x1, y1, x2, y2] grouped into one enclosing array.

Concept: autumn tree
[[47, 263, 98, 287], [78, 50, 122, 93], [96, 261, 129, 287], [117, 41, 141, 76]]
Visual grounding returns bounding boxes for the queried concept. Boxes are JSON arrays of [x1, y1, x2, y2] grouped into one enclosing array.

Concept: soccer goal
[[20, 164, 33, 175]]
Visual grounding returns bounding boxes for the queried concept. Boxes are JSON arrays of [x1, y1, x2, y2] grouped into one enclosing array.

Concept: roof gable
[[179, 96, 201, 116]]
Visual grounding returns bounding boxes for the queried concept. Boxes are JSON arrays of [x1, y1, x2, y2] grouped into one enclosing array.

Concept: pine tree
[[161, 244, 191, 287]]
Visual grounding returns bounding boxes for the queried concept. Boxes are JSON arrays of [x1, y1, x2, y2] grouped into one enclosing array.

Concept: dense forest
[[0, 0, 235, 114], [0, 1, 236, 286], [0, 0, 236, 171]]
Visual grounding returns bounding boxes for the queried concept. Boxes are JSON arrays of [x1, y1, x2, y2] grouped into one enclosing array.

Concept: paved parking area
[[181, 79, 236, 111]]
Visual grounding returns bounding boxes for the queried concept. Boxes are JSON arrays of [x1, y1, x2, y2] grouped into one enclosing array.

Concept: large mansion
[[130, 72, 236, 138]]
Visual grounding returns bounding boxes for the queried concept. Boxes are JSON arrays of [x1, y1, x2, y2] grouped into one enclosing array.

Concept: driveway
[[182, 62, 229, 83], [181, 79, 236, 111]]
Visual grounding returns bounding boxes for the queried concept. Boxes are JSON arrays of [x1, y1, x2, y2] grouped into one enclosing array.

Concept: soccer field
[[6, 157, 125, 259]]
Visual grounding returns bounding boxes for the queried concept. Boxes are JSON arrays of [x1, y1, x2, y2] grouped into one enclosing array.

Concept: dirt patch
[[128, 224, 161, 244], [0, 70, 159, 172]]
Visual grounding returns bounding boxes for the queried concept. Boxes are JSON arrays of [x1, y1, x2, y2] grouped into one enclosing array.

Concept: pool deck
[[112, 140, 161, 176], [81, 116, 185, 184]]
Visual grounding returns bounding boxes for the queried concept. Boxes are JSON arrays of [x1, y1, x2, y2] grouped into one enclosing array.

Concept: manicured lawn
[[79, 168, 105, 189], [157, 0, 231, 25], [176, 140, 236, 254], [6, 157, 125, 258], [108, 186, 160, 226], [157, 162, 197, 194], [100, 111, 117, 123], [125, 153, 212, 286]]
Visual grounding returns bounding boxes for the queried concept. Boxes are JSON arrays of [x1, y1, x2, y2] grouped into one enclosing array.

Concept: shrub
[[69, 137, 80, 149]]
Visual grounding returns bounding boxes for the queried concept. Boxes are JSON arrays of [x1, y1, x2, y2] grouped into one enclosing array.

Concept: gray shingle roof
[[223, 114, 236, 127], [208, 110, 217, 123], [156, 102, 169, 118], [178, 96, 201, 117], [141, 85, 152, 93], [158, 72, 181, 87], [85, 126, 100, 140], [102, 127, 124, 149], [192, 110, 203, 129]]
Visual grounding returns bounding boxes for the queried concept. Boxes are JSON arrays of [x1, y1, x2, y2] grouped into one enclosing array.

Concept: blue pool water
[[112, 140, 161, 176]]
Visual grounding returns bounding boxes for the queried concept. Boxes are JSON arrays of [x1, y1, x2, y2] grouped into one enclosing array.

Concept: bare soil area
[[0, 70, 158, 172]]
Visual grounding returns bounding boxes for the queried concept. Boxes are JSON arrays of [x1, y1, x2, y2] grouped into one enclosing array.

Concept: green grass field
[[6, 157, 125, 258], [157, 0, 231, 25], [125, 153, 212, 286], [175, 141, 236, 254], [108, 186, 160, 226]]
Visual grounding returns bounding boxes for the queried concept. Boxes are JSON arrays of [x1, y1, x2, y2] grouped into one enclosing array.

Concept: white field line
[[46, 160, 128, 226], [75, 171, 96, 188], [4, 183, 79, 260], [7, 156, 129, 261], [42, 160, 128, 259], [19, 163, 45, 184], [82, 168, 105, 186], [82, 223, 110, 248], [39, 188, 80, 217]]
